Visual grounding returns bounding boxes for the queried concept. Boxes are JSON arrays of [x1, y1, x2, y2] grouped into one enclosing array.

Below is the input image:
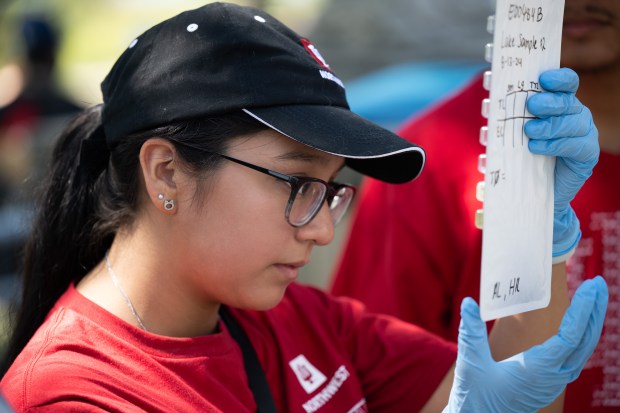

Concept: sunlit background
[[0, 0, 328, 107]]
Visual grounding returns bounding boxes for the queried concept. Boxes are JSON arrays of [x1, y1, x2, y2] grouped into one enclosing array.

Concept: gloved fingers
[[525, 105, 594, 141], [504, 349, 569, 407], [528, 133, 598, 164], [538, 68, 580, 93], [527, 277, 599, 366], [560, 276, 608, 377], [499, 347, 569, 411], [456, 298, 493, 365], [526, 91, 582, 118]]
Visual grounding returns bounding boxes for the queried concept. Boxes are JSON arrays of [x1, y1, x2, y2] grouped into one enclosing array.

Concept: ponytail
[[1, 109, 266, 376], [1, 105, 113, 374]]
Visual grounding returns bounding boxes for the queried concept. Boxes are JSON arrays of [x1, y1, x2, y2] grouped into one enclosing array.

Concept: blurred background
[[0, 0, 493, 358]]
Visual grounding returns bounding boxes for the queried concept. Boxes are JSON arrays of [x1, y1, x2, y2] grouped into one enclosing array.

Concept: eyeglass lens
[[287, 182, 354, 227], [328, 186, 354, 224], [288, 181, 327, 226]]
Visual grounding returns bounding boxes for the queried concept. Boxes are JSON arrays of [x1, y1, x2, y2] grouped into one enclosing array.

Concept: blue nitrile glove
[[443, 276, 608, 413], [524, 68, 599, 263]]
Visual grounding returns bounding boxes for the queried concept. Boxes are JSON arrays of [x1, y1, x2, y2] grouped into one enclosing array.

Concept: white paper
[[480, 0, 565, 321]]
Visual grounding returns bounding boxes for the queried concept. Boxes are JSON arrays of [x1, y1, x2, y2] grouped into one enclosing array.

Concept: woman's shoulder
[[0, 306, 114, 411], [1, 286, 146, 407]]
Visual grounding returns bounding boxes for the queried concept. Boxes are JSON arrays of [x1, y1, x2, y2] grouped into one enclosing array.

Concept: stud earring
[[163, 199, 175, 211], [158, 193, 164, 200]]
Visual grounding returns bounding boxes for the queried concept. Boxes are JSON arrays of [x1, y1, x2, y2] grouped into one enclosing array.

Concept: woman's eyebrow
[[274, 151, 331, 166]]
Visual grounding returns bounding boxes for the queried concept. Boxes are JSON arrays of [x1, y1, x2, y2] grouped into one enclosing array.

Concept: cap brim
[[243, 106, 425, 184]]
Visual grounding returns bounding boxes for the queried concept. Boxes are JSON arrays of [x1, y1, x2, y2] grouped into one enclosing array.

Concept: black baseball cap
[[101, 2, 425, 183]]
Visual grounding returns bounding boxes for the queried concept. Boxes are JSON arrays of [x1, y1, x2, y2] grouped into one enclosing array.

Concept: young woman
[[0, 3, 607, 412]]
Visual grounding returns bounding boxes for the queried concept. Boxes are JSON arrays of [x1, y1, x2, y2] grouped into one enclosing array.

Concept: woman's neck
[[77, 229, 221, 338]]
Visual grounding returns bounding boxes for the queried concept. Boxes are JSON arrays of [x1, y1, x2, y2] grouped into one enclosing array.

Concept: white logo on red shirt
[[289, 354, 327, 394]]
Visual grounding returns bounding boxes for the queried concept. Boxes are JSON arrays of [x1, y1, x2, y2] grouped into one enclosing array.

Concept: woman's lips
[[563, 8, 614, 38], [564, 19, 608, 38], [275, 262, 305, 280]]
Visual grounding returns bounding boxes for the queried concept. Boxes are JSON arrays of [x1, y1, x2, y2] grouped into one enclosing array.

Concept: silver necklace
[[104, 253, 149, 331]]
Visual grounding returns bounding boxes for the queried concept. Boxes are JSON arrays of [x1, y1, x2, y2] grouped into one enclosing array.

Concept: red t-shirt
[[0, 283, 456, 412], [330, 72, 620, 411], [564, 149, 620, 411]]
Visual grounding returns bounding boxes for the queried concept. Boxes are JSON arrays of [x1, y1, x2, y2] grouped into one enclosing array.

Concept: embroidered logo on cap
[[300, 38, 344, 89], [289, 354, 327, 394], [301, 39, 330, 70]]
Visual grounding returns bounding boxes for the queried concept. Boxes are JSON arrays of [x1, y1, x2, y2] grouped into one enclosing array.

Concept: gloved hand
[[524, 68, 599, 262], [443, 276, 608, 413]]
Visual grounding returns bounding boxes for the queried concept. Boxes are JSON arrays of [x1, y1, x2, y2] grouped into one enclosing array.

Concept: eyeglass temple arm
[[217, 153, 292, 182]]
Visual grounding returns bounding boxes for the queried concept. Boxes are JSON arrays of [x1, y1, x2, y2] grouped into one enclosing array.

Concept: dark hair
[[1, 105, 266, 375]]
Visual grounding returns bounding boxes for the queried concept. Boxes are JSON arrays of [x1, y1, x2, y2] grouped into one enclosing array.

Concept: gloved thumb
[[457, 298, 493, 366]]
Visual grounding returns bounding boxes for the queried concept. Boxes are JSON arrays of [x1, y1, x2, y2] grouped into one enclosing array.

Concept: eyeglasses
[[215, 153, 356, 227]]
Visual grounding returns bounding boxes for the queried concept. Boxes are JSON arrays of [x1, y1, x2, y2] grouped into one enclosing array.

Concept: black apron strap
[[219, 306, 278, 413]]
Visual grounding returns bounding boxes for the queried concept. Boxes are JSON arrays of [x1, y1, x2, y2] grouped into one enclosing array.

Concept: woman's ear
[[140, 138, 178, 215]]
